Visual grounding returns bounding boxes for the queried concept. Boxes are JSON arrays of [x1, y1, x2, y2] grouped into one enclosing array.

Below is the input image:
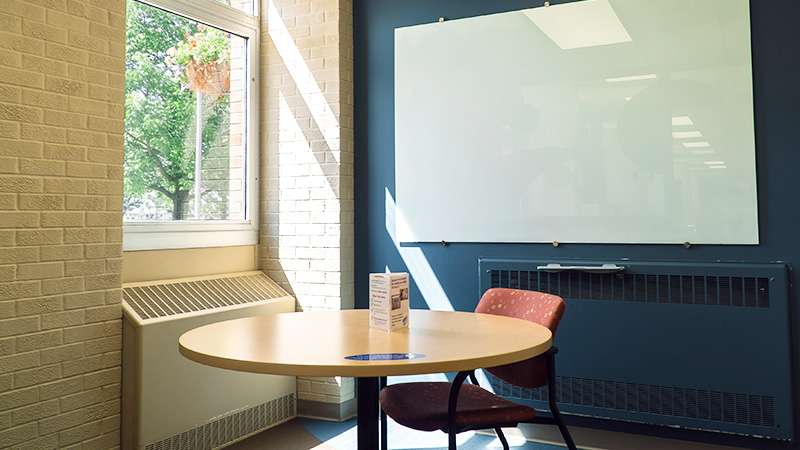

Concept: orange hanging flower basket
[[168, 26, 232, 99], [186, 60, 231, 99]]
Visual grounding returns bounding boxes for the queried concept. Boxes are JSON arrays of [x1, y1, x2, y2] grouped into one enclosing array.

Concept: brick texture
[[0, 1, 124, 448], [259, 0, 355, 406]]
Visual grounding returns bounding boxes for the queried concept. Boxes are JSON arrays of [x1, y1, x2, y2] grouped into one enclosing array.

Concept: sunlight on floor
[[309, 420, 478, 450], [300, 376, 528, 450], [307, 420, 537, 450]]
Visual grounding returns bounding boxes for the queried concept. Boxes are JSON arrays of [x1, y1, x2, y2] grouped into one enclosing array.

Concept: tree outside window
[[124, 1, 247, 221]]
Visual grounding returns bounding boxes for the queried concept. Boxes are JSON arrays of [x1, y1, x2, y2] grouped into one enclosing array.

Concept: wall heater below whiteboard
[[122, 271, 297, 450], [479, 259, 793, 441]]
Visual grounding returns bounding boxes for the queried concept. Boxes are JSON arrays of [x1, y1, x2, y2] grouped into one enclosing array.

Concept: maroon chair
[[379, 288, 576, 450]]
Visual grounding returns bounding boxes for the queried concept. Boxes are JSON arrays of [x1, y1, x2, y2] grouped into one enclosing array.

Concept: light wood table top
[[179, 309, 552, 377]]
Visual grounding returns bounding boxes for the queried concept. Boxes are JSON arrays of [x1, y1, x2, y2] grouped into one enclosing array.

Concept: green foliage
[[124, 1, 229, 220], [168, 26, 230, 67]]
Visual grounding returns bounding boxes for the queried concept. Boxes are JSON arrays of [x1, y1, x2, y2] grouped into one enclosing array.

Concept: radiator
[[122, 271, 297, 450], [478, 258, 793, 441]]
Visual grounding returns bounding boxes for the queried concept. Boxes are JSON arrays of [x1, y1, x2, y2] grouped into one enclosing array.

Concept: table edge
[[178, 334, 552, 377]]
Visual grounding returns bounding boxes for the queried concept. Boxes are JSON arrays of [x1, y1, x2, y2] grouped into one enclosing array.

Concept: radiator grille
[[489, 267, 777, 426], [489, 269, 770, 307], [145, 393, 295, 450], [488, 375, 775, 428], [479, 259, 792, 440], [124, 272, 289, 320]]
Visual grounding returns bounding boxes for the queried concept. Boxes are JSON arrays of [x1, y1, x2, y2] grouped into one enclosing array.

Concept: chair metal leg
[[546, 349, 576, 450], [552, 406, 576, 450], [379, 376, 388, 450], [494, 428, 510, 450], [448, 430, 457, 450]]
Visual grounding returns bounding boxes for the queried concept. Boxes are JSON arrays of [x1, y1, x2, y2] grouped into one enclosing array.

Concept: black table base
[[357, 377, 380, 449]]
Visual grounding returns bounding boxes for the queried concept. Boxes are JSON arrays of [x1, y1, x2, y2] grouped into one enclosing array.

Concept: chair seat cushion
[[380, 382, 536, 432]]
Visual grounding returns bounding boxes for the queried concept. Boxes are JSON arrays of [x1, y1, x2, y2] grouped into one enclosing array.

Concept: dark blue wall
[[354, 0, 800, 446]]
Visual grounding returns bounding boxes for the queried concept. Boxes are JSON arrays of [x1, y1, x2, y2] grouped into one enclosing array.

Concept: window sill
[[123, 221, 258, 251]]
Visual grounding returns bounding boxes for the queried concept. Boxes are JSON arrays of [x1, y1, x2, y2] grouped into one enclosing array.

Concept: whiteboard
[[394, 0, 757, 244]]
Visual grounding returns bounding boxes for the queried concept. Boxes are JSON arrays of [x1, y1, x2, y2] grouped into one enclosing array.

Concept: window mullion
[[137, 0, 258, 36]]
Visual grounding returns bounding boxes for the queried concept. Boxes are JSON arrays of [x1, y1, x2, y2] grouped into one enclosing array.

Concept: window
[[213, 0, 254, 15], [123, 0, 259, 250]]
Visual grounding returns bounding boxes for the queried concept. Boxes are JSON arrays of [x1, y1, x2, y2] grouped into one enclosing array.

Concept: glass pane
[[213, 0, 254, 15], [124, 1, 248, 222]]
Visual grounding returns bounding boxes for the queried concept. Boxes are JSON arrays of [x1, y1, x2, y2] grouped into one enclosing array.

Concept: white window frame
[[123, 0, 260, 251]]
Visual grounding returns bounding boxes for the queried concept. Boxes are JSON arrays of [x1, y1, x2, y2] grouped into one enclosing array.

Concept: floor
[[228, 417, 751, 450], [228, 417, 564, 450], [227, 375, 751, 450]]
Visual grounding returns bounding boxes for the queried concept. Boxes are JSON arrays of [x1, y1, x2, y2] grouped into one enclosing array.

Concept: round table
[[179, 309, 552, 449]]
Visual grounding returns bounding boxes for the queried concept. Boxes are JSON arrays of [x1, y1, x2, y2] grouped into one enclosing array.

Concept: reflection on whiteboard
[[394, 0, 758, 244]]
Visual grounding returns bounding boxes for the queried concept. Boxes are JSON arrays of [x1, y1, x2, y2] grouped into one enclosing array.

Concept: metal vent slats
[[144, 394, 295, 450], [489, 374, 775, 428], [124, 273, 289, 320], [489, 269, 770, 308], [480, 259, 792, 440]]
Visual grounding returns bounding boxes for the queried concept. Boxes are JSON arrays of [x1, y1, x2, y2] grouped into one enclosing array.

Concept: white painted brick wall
[[259, 0, 354, 405], [0, 0, 126, 448]]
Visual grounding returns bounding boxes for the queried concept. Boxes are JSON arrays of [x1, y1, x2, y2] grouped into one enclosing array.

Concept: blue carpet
[[300, 418, 356, 442]]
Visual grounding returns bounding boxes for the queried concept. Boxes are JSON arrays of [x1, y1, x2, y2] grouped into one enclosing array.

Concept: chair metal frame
[[380, 347, 576, 450]]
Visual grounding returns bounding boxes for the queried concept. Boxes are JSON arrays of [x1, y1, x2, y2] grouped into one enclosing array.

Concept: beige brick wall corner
[[259, 0, 355, 409], [0, 0, 125, 448]]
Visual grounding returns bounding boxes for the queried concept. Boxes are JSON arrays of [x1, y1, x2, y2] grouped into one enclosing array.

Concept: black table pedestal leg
[[357, 377, 379, 450], [380, 376, 388, 450]]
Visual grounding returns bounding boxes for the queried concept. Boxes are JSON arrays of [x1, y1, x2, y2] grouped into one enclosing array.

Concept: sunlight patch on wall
[[277, 93, 338, 309], [384, 188, 496, 392], [268, 0, 340, 159], [385, 188, 453, 311]]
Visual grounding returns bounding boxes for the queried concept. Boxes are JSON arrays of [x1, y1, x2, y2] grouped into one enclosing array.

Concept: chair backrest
[[475, 288, 566, 388]]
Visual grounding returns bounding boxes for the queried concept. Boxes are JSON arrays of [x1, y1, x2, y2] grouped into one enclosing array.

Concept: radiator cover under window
[[121, 271, 296, 449], [124, 272, 288, 321], [478, 258, 792, 441]]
